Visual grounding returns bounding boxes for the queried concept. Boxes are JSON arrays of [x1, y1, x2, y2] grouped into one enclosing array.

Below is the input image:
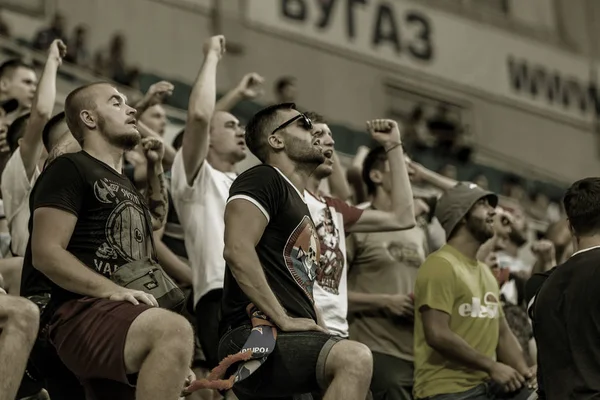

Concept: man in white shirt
[[1, 40, 65, 257], [171, 35, 263, 371], [303, 113, 416, 338]]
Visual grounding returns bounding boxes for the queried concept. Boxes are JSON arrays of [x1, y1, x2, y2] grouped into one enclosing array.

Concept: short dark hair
[[245, 103, 296, 163], [172, 129, 184, 151], [275, 76, 296, 95], [362, 146, 387, 195], [6, 113, 30, 153], [0, 59, 34, 80], [304, 111, 326, 124], [64, 83, 107, 144], [563, 178, 600, 237], [42, 111, 66, 152]]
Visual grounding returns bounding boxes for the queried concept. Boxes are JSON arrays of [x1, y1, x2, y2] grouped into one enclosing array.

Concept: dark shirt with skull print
[[220, 165, 322, 334], [22, 151, 156, 307]]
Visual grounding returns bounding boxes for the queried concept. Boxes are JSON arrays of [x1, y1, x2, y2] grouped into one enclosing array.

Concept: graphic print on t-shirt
[[313, 206, 344, 294], [386, 241, 424, 269], [92, 177, 150, 275], [284, 216, 321, 300]]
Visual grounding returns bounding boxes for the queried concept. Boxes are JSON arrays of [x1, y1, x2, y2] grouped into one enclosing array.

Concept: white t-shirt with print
[[171, 150, 236, 306], [305, 191, 363, 337], [1, 149, 41, 256]]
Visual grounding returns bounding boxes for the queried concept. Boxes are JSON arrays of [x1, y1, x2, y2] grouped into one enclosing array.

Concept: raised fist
[[203, 35, 226, 59], [531, 240, 556, 263], [141, 137, 165, 165], [144, 81, 174, 106], [366, 119, 401, 148], [237, 72, 265, 99], [49, 39, 67, 65]]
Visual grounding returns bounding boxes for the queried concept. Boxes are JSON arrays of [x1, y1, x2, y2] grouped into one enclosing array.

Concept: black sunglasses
[[271, 114, 313, 135]]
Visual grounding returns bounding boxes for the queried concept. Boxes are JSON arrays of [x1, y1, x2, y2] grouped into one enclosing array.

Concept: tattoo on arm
[[146, 171, 168, 226]]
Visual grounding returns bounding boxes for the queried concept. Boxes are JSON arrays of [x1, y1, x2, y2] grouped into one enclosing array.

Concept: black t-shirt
[[533, 249, 600, 399], [22, 151, 156, 306], [220, 165, 321, 332], [526, 267, 555, 400]]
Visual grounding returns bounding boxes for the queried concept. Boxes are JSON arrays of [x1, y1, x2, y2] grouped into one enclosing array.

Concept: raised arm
[[134, 81, 174, 119], [141, 138, 168, 230], [215, 72, 264, 112], [410, 160, 457, 192], [137, 120, 176, 169], [20, 39, 66, 180], [181, 36, 225, 185], [348, 120, 415, 233]]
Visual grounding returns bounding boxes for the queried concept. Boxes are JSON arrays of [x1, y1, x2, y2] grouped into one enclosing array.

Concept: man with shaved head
[[24, 82, 195, 399], [171, 35, 248, 373]]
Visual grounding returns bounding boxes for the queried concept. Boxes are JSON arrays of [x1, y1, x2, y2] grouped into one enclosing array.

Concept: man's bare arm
[[154, 227, 192, 286], [497, 316, 530, 373], [421, 307, 495, 372], [223, 199, 290, 326], [134, 81, 174, 118], [20, 40, 66, 180], [31, 208, 122, 297], [142, 138, 168, 230], [215, 73, 264, 112], [181, 36, 224, 185], [348, 120, 415, 233], [137, 120, 176, 169]]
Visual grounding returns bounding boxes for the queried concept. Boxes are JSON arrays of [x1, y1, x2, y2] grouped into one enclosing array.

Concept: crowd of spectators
[[0, 7, 582, 400]]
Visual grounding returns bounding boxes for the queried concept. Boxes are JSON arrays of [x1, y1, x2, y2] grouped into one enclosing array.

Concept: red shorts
[[49, 297, 152, 400]]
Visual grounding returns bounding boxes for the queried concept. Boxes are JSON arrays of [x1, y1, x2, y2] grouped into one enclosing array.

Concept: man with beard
[[218, 103, 373, 400], [413, 183, 534, 400], [25, 82, 195, 399], [171, 35, 248, 372]]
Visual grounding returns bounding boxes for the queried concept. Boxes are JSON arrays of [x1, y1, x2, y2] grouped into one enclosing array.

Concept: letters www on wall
[[247, 0, 600, 124]]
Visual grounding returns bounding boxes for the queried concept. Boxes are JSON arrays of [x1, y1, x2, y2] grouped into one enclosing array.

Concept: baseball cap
[[435, 182, 498, 240], [0, 98, 18, 114]]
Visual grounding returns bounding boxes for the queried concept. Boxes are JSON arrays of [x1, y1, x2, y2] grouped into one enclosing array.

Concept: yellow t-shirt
[[413, 244, 502, 399]]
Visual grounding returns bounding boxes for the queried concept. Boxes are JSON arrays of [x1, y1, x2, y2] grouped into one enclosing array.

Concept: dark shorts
[[195, 289, 222, 368], [48, 297, 152, 400], [218, 325, 343, 400]]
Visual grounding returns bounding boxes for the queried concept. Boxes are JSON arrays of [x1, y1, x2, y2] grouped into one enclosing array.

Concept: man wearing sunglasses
[[220, 103, 373, 400]]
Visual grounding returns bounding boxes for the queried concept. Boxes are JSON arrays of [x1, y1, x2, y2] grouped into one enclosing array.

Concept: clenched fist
[[141, 137, 165, 165], [203, 35, 226, 59], [366, 119, 402, 148], [237, 72, 265, 99], [531, 240, 556, 264], [49, 39, 67, 65], [143, 81, 174, 107]]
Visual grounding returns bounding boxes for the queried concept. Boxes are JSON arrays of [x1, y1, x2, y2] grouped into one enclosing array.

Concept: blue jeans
[[426, 383, 532, 400]]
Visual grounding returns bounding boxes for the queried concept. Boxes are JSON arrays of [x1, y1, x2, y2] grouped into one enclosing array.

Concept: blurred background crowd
[[0, 0, 595, 399]]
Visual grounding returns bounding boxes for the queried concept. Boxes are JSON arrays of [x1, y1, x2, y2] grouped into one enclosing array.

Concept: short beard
[[98, 116, 140, 151], [466, 215, 494, 244], [508, 229, 528, 247], [286, 135, 325, 169]]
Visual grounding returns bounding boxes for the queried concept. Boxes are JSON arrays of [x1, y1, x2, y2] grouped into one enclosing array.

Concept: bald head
[[64, 82, 115, 144]]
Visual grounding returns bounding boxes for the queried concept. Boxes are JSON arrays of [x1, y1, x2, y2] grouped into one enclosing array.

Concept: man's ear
[[268, 133, 284, 151], [81, 110, 96, 130]]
